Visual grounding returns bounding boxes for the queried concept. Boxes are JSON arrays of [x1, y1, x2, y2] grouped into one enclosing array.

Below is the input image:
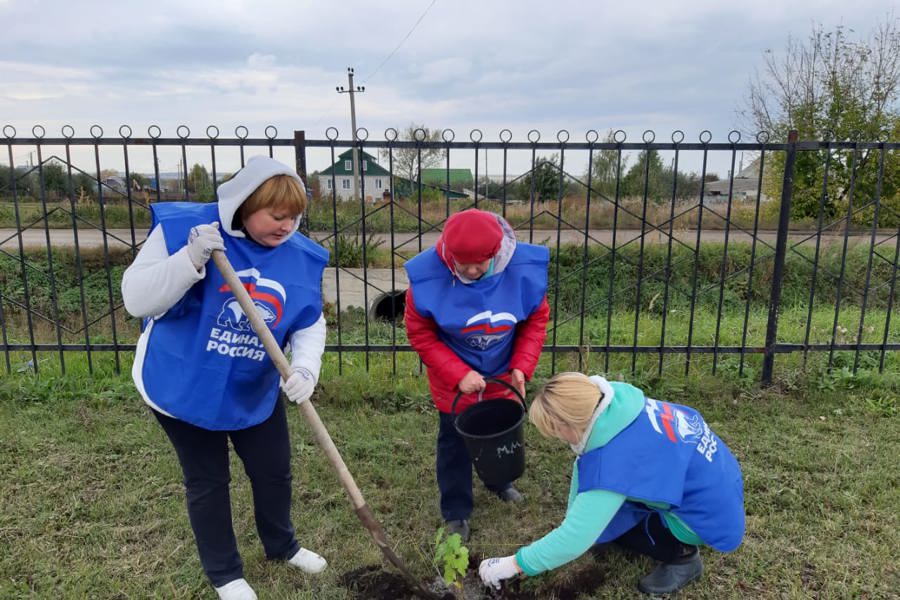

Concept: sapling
[[432, 526, 469, 589]]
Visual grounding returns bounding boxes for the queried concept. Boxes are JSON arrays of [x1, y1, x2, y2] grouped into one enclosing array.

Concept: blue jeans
[[436, 411, 511, 521], [153, 399, 300, 586]]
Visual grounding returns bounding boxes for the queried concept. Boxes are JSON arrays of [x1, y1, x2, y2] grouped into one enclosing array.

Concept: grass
[[1, 236, 898, 597], [0, 351, 897, 599]]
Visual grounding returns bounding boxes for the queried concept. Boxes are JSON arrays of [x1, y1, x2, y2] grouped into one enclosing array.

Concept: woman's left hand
[[281, 367, 316, 404]]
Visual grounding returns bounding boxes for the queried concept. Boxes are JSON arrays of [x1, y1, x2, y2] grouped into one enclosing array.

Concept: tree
[[379, 124, 445, 184], [477, 176, 506, 200], [39, 162, 68, 198], [73, 172, 97, 201], [621, 149, 668, 200], [187, 163, 213, 200], [0, 164, 22, 199], [741, 18, 900, 220], [129, 173, 149, 190], [585, 130, 628, 199], [514, 154, 572, 202]]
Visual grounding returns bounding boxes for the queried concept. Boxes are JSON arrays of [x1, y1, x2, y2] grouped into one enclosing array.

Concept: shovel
[[211, 251, 440, 600]]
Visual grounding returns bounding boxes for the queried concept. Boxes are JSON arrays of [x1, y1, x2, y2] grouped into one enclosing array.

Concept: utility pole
[[336, 67, 365, 201]]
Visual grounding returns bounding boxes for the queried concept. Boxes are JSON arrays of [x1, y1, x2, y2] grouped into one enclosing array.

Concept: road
[[1, 227, 893, 251]]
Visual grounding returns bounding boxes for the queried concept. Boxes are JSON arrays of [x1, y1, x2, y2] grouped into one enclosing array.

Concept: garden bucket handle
[[449, 376, 527, 416]]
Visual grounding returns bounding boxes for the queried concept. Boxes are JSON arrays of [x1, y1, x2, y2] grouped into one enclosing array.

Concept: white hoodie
[[121, 157, 325, 416]]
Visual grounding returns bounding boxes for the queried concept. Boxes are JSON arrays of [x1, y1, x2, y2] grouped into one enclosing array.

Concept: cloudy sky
[[1, 0, 896, 176]]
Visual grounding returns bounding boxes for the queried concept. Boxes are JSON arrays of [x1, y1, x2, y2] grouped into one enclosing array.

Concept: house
[[317, 149, 391, 202], [703, 158, 768, 203], [391, 177, 468, 200], [419, 168, 473, 191], [102, 176, 128, 194], [316, 150, 469, 201]]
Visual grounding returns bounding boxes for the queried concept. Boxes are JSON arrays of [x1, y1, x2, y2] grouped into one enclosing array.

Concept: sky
[[1, 0, 897, 178]]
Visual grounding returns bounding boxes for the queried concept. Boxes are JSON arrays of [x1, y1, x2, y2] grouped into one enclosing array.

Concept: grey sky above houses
[[1, 0, 897, 178]]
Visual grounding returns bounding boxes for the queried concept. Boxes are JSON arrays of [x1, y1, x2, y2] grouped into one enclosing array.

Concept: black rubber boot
[[638, 548, 703, 595]]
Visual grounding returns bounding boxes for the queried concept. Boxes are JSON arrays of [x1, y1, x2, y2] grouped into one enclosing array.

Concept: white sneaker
[[214, 578, 258, 600], [287, 547, 328, 574]]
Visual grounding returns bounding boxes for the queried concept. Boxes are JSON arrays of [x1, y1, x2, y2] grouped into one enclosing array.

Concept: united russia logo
[[461, 310, 518, 350], [643, 398, 719, 462], [215, 268, 287, 331]]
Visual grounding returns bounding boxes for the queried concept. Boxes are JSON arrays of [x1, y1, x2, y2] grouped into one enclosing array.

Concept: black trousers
[[436, 411, 510, 521], [610, 512, 697, 564], [153, 399, 299, 586]]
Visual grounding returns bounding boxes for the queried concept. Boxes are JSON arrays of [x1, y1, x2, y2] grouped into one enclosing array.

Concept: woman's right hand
[[457, 370, 486, 394], [185, 222, 225, 270]]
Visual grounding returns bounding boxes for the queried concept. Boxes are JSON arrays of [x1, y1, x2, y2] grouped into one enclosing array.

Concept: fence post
[[293, 130, 308, 183], [293, 130, 308, 229], [762, 129, 798, 384]]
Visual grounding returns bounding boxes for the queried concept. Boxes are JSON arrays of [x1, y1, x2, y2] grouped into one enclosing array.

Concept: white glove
[[478, 556, 520, 590], [185, 222, 225, 269], [281, 367, 316, 404]]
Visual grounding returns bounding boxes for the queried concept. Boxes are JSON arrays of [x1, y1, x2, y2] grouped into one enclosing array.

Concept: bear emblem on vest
[[217, 298, 276, 331]]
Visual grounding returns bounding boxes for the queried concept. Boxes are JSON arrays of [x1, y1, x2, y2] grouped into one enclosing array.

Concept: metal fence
[[1, 124, 898, 382]]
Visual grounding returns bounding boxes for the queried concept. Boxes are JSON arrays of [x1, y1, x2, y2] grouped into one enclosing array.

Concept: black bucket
[[451, 377, 527, 487]]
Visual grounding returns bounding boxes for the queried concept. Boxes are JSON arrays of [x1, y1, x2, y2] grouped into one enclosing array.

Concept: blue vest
[[139, 202, 328, 430], [404, 243, 549, 376], [577, 398, 745, 552]]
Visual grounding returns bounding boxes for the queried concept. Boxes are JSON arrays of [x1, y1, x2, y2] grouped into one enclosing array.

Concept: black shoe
[[445, 519, 470, 542], [497, 486, 524, 503], [638, 549, 703, 595]]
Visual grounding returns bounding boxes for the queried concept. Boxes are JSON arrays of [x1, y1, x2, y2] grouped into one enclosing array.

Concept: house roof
[[420, 168, 473, 187], [704, 157, 763, 195], [319, 149, 391, 177], [393, 177, 467, 198]]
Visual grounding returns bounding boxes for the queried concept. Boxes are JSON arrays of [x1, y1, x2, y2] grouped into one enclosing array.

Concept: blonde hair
[[529, 372, 602, 440], [238, 174, 307, 224]]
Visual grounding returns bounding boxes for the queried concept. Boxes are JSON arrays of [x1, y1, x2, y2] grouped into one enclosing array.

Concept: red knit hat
[[441, 209, 503, 264]]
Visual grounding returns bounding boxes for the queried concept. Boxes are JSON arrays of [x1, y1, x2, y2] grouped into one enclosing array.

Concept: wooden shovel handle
[[210, 251, 365, 509], [211, 250, 440, 599]]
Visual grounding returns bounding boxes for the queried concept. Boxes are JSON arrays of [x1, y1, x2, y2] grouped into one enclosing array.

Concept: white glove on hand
[[185, 222, 225, 269], [478, 556, 520, 590], [281, 367, 316, 404]]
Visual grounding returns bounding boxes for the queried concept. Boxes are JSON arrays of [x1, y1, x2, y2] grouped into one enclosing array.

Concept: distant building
[[317, 149, 391, 202], [101, 176, 128, 194], [704, 158, 768, 203], [419, 168, 473, 191], [316, 150, 468, 201]]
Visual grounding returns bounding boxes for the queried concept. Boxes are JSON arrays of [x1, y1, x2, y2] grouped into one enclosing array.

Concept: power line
[[363, 0, 437, 82], [306, 0, 435, 136]]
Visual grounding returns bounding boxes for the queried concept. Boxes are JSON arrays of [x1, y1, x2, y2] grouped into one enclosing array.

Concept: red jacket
[[404, 230, 550, 413]]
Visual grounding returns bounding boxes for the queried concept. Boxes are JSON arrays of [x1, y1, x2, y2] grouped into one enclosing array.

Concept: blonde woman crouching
[[479, 372, 745, 595]]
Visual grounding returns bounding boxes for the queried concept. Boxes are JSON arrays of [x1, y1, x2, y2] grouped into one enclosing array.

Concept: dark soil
[[340, 556, 609, 600], [340, 564, 425, 600]]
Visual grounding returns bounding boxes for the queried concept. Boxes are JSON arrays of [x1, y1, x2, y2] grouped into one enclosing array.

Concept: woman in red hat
[[404, 209, 550, 541]]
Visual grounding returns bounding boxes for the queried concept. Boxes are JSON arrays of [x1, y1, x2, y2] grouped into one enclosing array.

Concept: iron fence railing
[[1, 124, 898, 383]]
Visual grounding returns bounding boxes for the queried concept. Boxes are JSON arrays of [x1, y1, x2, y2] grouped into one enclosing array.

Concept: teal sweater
[[515, 381, 702, 576]]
